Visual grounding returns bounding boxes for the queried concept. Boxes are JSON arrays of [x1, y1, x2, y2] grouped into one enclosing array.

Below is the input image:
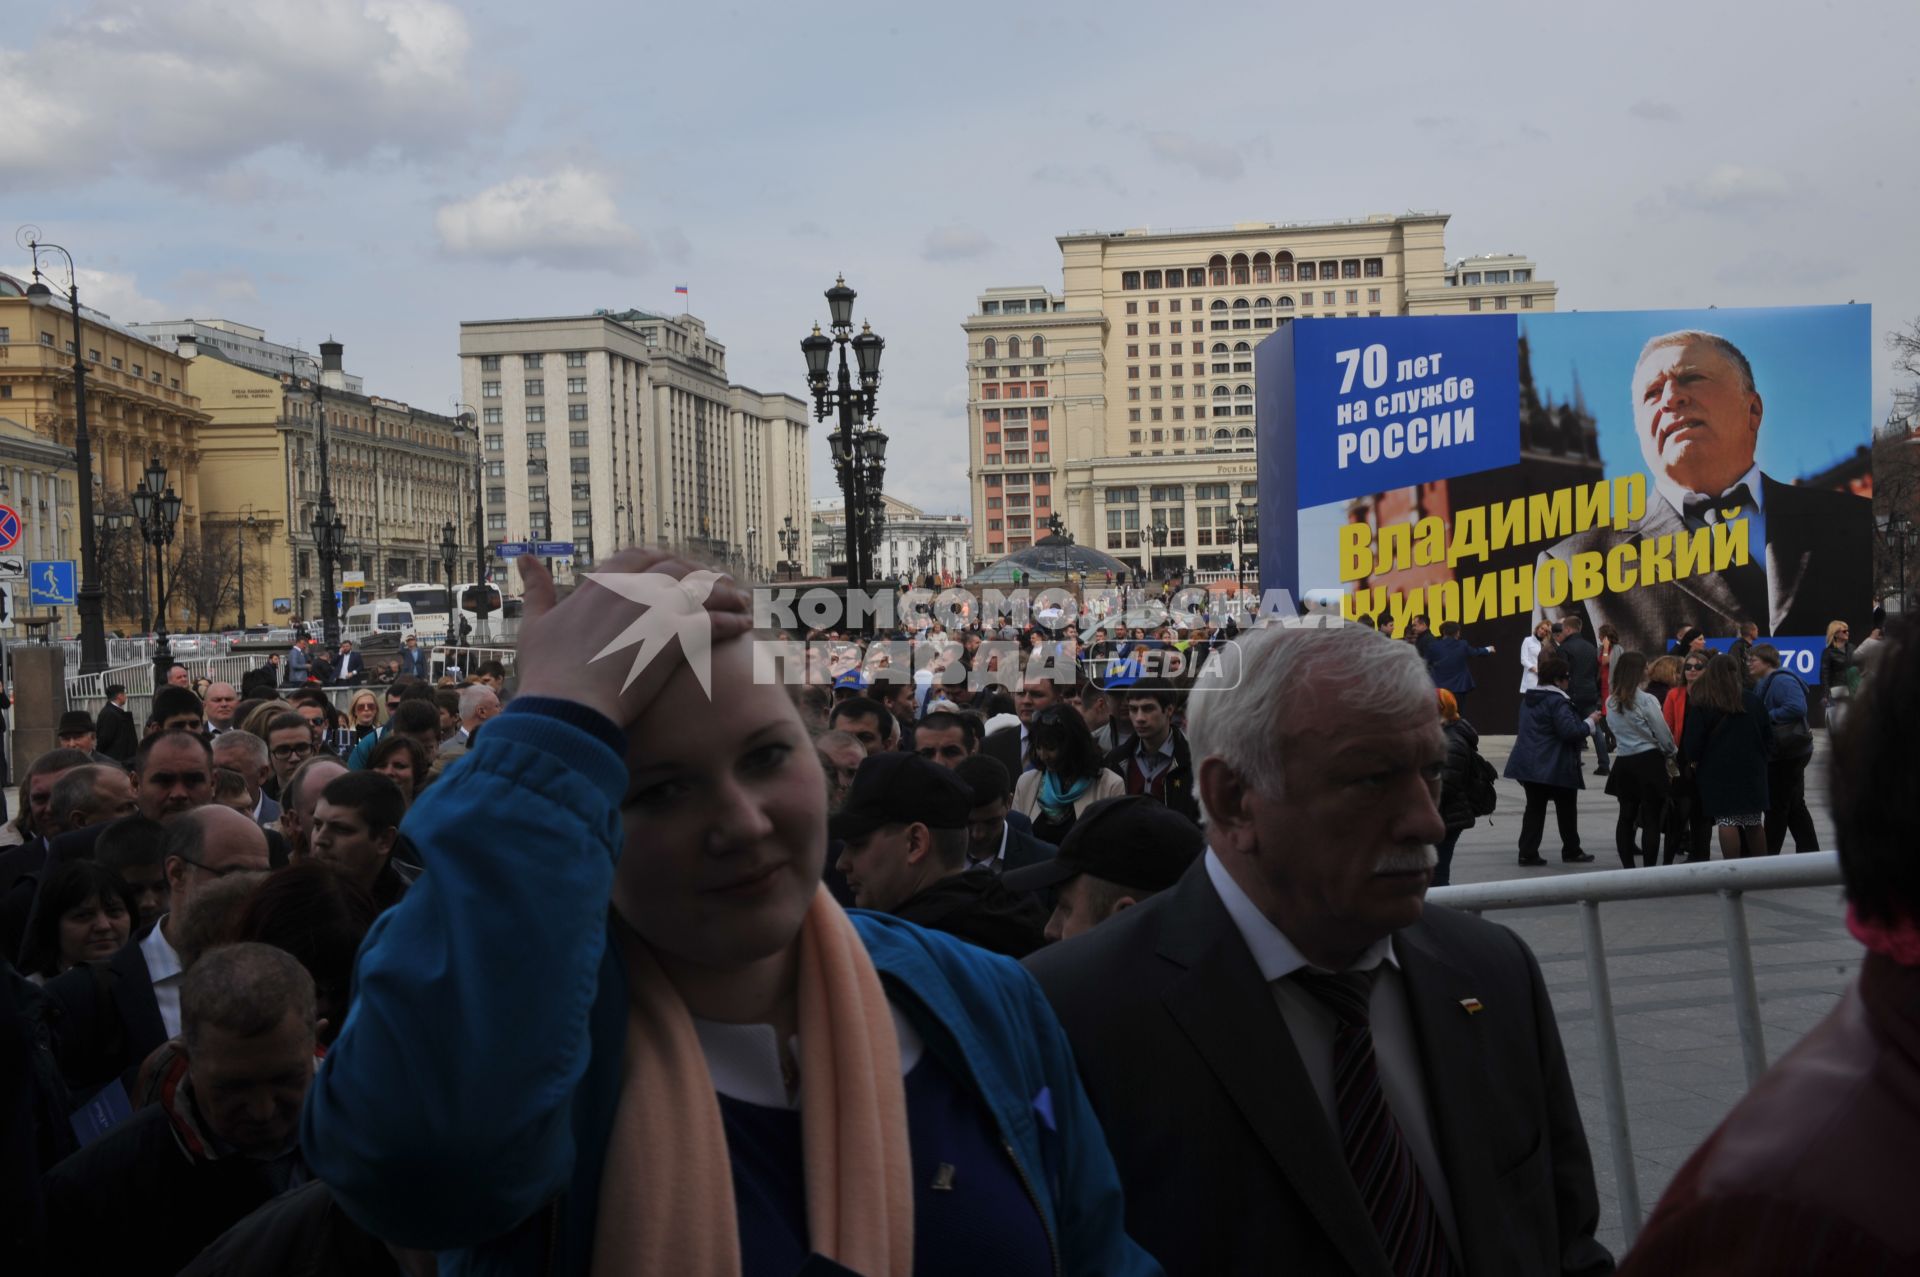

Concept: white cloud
[[922, 226, 994, 263], [0, 264, 170, 324], [1668, 164, 1791, 212], [0, 0, 507, 186], [1145, 131, 1243, 180], [434, 167, 648, 270]]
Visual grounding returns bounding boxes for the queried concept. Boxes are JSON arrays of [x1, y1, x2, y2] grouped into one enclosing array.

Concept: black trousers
[[1612, 753, 1669, 870], [1766, 754, 1819, 854], [1519, 782, 1582, 860]]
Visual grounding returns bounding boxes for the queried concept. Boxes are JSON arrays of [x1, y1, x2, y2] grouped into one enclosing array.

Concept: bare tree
[[171, 526, 243, 632]]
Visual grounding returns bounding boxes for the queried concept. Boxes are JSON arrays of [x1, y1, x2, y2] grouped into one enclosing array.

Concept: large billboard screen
[[1256, 305, 1874, 726]]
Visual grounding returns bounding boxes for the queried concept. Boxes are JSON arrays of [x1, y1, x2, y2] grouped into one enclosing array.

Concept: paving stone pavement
[[1447, 732, 1851, 1260]]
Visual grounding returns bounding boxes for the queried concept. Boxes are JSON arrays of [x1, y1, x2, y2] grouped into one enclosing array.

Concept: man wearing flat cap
[[1006, 795, 1202, 944], [833, 751, 1048, 958]]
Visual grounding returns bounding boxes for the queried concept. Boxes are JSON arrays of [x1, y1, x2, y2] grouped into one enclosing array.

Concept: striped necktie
[[1292, 968, 1454, 1277]]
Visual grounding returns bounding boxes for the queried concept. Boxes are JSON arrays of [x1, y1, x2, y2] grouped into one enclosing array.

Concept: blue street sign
[[495, 541, 533, 558], [27, 560, 76, 606], [534, 541, 575, 557]]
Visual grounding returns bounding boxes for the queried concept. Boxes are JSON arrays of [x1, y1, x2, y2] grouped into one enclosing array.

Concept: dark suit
[[1536, 476, 1872, 650], [983, 724, 1026, 779], [1423, 637, 1492, 697], [995, 823, 1056, 875], [1025, 860, 1612, 1276], [1103, 729, 1202, 825], [45, 925, 169, 1092], [96, 702, 139, 764], [335, 652, 364, 685]]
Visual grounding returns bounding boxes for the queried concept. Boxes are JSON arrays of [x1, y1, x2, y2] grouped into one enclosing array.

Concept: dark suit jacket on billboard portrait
[[1534, 474, 1871, 651], [1023, 859, 1613, 1277]]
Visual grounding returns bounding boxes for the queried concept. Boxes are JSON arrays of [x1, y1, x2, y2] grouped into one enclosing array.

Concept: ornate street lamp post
[[291, 351, 344, 648], [451, 402, 491, 642], [235, 505, 259, 629], [131, 457, 183, 688], [1232, 498, 1259, 596], [20, 229, 108, 673], [778, 514, 800, 580], [802, 278, 885, 592], [439, 521, 459, 635]]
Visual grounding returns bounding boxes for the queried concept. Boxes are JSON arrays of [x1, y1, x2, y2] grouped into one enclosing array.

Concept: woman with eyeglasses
[[1662, 652, 1713, 863], [346, 690, 385, 745], [1821, 620, 1857, 735]]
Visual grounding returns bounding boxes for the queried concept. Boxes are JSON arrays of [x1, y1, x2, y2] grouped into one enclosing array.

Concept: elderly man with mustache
[[1026, 622, 1613, 1277]]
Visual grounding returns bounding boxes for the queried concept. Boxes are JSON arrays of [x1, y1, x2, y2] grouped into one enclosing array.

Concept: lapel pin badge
[[1459, 997, 1485, 1015]]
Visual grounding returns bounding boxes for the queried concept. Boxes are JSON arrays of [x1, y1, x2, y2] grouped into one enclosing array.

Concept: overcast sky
[[6, 0, 1916, 515]]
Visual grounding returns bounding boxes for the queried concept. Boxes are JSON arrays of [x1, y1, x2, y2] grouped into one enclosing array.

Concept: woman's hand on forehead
[[513, 549, 753, 728]]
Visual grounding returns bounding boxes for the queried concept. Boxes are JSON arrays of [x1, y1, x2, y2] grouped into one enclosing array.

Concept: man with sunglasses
[[47, 742, 269, 1089]]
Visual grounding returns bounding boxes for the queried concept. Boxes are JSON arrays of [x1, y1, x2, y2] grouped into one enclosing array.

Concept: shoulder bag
[[1759, 672, 1814, 761]]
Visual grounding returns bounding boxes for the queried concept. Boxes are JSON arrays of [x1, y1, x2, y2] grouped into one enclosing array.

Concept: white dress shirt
[[1656, 460, 1770, 614], [141, 919, 186, 1040], [693, 1004, 924, 1109], [1204, 850, 1460, 1253]]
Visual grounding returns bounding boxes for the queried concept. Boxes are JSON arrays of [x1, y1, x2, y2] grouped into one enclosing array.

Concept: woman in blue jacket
[[302, 549, 1157, 1277], [1504, 652, 1603, 868]]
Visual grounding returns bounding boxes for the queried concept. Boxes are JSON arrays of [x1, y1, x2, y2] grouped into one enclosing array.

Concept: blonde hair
[[348, 689, 385, 727], [1827, 620, 1850, 647]]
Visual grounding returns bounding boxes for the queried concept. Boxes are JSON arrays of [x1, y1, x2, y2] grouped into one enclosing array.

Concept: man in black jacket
[[44, 943, 316, 1277], [1103, 687, 1202, 824], [95, 685, 140, 764], [832, 751, 1046, 958], [1556, 615, 1610, 774]]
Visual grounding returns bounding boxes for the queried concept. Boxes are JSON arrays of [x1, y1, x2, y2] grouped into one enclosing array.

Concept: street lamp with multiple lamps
[[1880, 513, 1918, 614], [289, 352, 344, 647], [451, 401, 490, 642], [130, 457, 183, 688], [1231, 498, 1258, 596], [778, 515, 801, 580], [235, 504, 259, 629], [19, 229, 109, 674], [801, 277, 886, 592], [1150, 520, 1169, 581]]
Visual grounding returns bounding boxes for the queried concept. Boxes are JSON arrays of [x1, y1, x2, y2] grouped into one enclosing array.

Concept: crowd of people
[[0, 548, 1910, 1274]]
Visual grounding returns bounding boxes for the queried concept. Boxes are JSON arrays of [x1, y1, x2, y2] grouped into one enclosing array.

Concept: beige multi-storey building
[[458, 309, 808, 588], [963, 214, 1555, 573]]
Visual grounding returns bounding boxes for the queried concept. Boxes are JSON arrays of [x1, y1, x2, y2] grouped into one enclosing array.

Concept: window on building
[[482, 381, 501, 398], [527, 432, 546, 449], [568, 403, 588, 421], [1468, 298, 1482, 312], [566, 351, 587, 367], [488, 486, 507, 505], [485, 460, 505, 478], [982, 337, 997, 359], [1495, 296, 1508, 311], [484, 435, 504, 452], [483, 407, 503, 425], [572, 511, 592, 529], [566, 377, 587, 394], [569, 430, 590, 447], [487, 513, 507, 532], [1144, 269, 1162, 288], [1521, 295, 1534, 309], [526, 406, 545, 424], [982, 301, 1000, 314], [1368, 288, 1381, 303], [570, 457, 591, 474], [1128, 409, 1141, 422], [1031, 335, 1045, 357], [525, 379, 544, 396], [524, 354, 544, 369], [1122, 271, 1141, 290]]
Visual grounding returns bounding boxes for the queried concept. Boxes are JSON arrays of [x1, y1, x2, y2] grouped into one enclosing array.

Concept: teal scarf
[[1038, 770, 1092, 821]]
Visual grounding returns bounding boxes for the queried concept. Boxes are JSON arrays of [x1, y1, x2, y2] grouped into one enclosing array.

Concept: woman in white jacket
[[1520, 619, 1553, 692], [1013, 704, 1126, 844]]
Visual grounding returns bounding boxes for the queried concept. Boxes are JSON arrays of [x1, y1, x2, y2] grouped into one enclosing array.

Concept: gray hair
[[1636, 329, 1756, 396], [458, 685, 497, 720], [180, 941, 315, 1051], [211, 729, 268, 771], [1186, 622, 1437, 823], [49, 764, 126, 827]]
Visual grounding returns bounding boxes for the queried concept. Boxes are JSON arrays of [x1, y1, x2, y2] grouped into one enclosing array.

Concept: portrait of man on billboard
[[1535, 328, 1872, 645]]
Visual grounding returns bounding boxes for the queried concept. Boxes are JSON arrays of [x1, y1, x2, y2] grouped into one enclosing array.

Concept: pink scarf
[[591, 886, 914, 1276]]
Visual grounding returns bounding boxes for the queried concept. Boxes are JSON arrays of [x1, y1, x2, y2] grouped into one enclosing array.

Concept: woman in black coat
[[1679, 653, 1772, 858], [1434, 689, 1479, 887], [1502, 652, 1601, 867]]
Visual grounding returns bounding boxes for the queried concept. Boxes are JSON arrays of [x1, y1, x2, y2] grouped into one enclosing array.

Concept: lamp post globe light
[[802, 278, 886, 594], [20, 229, 109, 673], [132, 456, 184, 688], [778, 514, 800, 581]]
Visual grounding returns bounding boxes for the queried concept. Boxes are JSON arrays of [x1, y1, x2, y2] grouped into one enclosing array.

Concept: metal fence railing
[[1427, 852, 1845, 1246]]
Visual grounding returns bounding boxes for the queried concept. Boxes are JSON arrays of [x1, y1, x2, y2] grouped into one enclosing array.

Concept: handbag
[[1629, 698, 1682, 779]]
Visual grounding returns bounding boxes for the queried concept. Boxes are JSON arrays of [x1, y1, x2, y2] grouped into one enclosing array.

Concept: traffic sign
[[0, 554, 22, 580], [27, 560, 75, 606], [0, 581, 13, 625], [0, 505, 20, 552], [534, 541, 575, 557], [496, 541, 533, 558]]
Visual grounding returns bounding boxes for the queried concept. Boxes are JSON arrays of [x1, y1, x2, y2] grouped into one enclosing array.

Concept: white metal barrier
[[1428, 852, 1845, 1245]]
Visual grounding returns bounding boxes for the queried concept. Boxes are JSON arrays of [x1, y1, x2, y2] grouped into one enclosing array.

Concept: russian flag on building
[[674, 285, 689, 295]]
